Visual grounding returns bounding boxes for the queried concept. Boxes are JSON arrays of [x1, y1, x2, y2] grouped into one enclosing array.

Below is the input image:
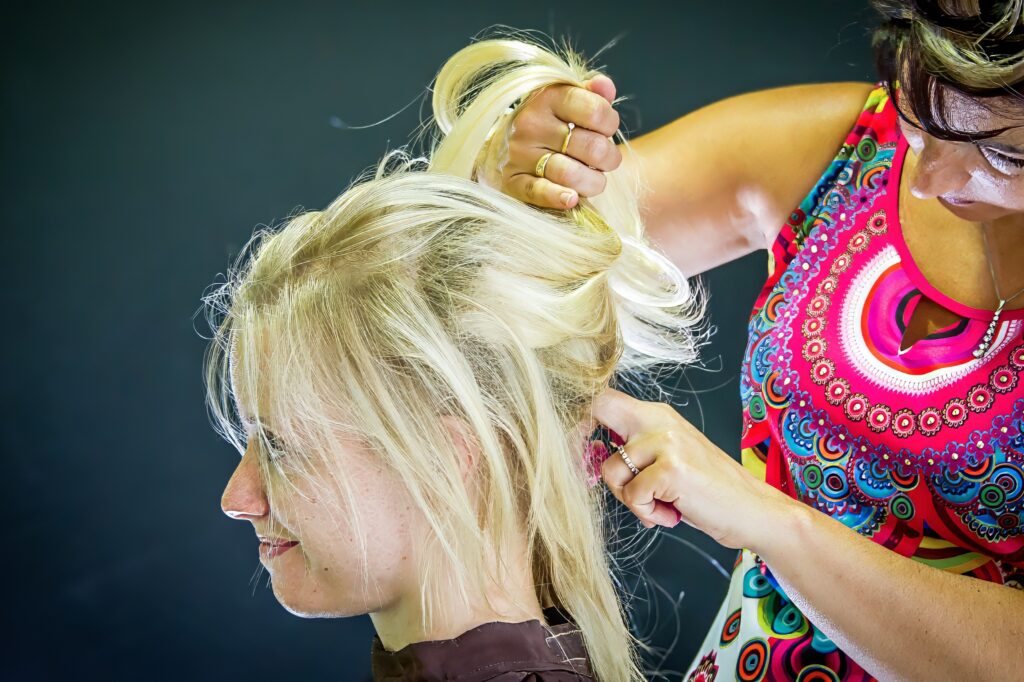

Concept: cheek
[[265, 464, 423, 616], [968, 169, 1024, 209]]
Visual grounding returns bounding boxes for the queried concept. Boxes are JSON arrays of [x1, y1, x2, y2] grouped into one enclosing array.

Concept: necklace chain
[[975, 224, 1024, 359], [897, 175, 1020, 359]]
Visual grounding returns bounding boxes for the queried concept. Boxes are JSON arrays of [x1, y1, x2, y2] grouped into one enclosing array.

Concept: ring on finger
[[534, 151, 554, 178], [559, 122, 575, 154], [615, 443, 640, 476]]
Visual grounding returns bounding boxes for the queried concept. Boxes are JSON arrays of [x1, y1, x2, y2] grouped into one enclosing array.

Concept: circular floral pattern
[[728, 85, 1024, 682], [867, 209, 887, 234], [917, 408, 943, 437], [991, 367, 1018, 394], [942, 399, 969, 428], [736, 639, 769, 682], [867, 404, 893, 433], [892, 409, 917, 438], [825, 378, 850, 406], [803, 318, 824, 337], [844, 394, 869, 421], [811, 359, 835, 385], [968, 384, 994, 413]]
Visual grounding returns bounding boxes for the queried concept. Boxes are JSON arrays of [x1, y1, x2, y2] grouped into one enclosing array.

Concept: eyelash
[[261, 429, 287, 460], [979, 146, 1024, 173]]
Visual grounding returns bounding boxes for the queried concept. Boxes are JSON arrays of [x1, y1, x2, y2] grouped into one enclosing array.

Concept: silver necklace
[[974, 224, 1024, 358]]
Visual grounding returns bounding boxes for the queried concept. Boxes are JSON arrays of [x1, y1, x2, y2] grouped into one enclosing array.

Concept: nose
[[221, 445, 269, 521], [907, 137, 973, 200]]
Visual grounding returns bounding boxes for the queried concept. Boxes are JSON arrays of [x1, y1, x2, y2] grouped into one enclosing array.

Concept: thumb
[[649, 500, 683, 527], [585, 75, 617, 104]]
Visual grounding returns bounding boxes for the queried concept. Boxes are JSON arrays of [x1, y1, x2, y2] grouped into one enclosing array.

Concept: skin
[[499, 76, 1024, 679], [220, 415, 545, 651]]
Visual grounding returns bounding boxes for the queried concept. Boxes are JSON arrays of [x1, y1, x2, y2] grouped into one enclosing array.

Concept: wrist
[[748, 490, 814, 561]]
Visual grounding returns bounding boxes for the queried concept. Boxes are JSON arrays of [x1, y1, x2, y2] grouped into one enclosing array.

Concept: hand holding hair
[[491, 75, 623, 210], [593, 387, 801, 553]]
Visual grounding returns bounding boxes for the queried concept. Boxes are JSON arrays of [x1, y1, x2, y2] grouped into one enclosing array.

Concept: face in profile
[[897, 89, 1024, 222], [220, 429, 422, 619]]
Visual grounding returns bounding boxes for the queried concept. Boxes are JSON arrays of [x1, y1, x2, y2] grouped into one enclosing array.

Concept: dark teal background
[[3, 1, 875, 679]]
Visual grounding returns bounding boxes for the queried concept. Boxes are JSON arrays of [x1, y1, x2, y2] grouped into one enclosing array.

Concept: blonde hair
[[204, 36, 704, 681]]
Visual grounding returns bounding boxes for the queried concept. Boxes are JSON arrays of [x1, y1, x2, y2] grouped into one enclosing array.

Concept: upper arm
[[625, 82, 875, 277]]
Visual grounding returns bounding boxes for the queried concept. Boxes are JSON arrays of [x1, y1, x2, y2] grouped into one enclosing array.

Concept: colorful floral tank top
[[684, 86, 1024, 682]]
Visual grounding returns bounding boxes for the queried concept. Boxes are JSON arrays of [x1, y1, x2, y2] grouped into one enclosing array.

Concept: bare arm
[[623, 82, 876, 276], [760, 501, 1024, 681], [592, 388, 1024, 682], [495, 77, 880, 274]]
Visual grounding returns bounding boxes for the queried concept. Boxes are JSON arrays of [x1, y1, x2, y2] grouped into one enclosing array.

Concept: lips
[[939, 195, 975, 207], [258, 537, 300, 559]]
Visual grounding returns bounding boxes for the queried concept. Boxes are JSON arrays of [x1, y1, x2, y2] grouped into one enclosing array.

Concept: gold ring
[[534, 151, 554, 179], [560, 122, 575, 154]]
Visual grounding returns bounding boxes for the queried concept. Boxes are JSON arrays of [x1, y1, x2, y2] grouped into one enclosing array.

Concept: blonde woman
[[207, 38, 705, 681], [497, 1, 1024, 680]]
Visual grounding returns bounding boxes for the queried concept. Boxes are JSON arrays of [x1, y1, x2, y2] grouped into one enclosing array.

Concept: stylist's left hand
[[594, 388, 798, 552]]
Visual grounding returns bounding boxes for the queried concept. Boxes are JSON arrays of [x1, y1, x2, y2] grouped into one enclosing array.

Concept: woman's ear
[[439, 414, 481, 483]]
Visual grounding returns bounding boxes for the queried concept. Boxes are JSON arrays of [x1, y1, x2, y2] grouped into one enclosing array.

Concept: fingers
[[508, 148, 607, 198], [515, 117, 620, 172], [604, 456, 684, 528], [500, 80, 621, 209], [591, 388, 681, 441], [585, 75, 617, 105], [504, 173, 578, 210], [549, 85, 621, 137], [564, 126, 622, 172]]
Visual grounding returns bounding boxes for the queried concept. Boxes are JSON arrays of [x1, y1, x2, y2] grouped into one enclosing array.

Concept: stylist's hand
[[499, 76, 622, 210], [594, 388, 800, 552]]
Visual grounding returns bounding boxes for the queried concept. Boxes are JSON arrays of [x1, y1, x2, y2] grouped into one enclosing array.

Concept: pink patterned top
[[685, 86, 1024, 682]]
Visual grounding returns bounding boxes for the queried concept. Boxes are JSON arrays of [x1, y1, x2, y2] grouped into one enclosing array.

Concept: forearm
[[757, 501, 1024, 680]]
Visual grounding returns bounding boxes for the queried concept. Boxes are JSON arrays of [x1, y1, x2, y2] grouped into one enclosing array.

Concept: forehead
[[915, 87, 1024, 147], [228, 325, 272, 426]]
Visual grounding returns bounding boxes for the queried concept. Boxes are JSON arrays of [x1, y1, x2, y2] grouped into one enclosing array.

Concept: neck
[[369, 535, 546, 651]]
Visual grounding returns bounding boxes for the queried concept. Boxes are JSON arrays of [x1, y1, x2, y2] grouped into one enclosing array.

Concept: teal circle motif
[[890, 494, 914, 520], [748, 394, 767, 421], [856, 137, 877, 161], [802, 464, 824, 490], [772, 602, 805, 636], [980, 483, 1007, 509], [742, 567, 774, 599]]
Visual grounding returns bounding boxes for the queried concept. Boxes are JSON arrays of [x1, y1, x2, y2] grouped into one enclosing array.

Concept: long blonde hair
[[204, 36, 704, 681]]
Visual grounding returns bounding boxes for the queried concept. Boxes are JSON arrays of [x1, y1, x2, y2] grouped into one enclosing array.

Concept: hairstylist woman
[[486, 2, 1024, 680]]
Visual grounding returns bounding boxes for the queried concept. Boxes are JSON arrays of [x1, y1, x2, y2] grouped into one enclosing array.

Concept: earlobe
[[439, 414, 481, 482]]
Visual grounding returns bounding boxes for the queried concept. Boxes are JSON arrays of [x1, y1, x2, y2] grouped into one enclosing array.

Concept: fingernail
[[561, 191, 576, 207]]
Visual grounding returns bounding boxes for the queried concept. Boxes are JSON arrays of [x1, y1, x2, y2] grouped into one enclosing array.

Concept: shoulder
[[624, 82, 883, 267], [712, 81, 878, 120], [720, 82, 880, 248]]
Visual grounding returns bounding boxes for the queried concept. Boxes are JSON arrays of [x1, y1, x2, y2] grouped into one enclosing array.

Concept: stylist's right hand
[[499, 76, 622, 210], [594, 388, 801, 552]]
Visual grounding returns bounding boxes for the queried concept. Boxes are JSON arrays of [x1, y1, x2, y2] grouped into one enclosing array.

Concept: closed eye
[[979, 145, 1024, 172], [260, 427, 288, 460]]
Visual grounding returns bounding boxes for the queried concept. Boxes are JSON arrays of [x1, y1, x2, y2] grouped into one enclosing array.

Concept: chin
[[270, 569, 386, 619]]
